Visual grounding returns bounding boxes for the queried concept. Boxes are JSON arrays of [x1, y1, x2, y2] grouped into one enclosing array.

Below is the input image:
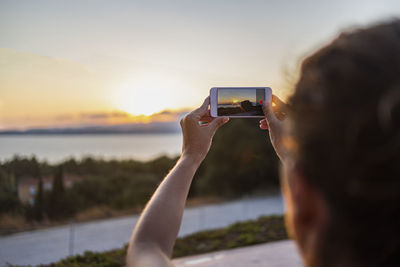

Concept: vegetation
[[7, 215, 287, 267], [196, 118, 279, 196], [0, 119, 280, 231], [0, 169, 20, 214], [172, 215, 287, 257]]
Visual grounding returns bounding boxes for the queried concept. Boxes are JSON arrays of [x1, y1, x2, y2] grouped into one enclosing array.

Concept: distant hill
[[0, 121, 181, 135]]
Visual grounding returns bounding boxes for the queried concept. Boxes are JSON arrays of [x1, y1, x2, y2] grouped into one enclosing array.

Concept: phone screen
[[217, 88, 265, 116]]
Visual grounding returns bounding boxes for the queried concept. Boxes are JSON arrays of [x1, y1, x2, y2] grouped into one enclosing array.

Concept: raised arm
[[126, 97, 229, 267]]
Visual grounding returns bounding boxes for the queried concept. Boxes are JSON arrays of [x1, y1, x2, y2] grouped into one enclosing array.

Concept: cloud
[[150, 108, 190, 121], [157, 110, 173, 115], [79, 111, 130, 120], [73, 109, 190, 126], [57, 109, 189, 126]]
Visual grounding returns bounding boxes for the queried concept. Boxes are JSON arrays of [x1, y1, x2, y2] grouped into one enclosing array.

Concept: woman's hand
[[259, 95, 288, 162], [180, 96, 229, 165]]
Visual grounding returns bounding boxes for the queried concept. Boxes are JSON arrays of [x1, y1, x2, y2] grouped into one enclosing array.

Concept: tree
[[53, 165, 65, 195], [33, 176, 44, 221], [31, 158, 44, 221], [47, 165, 66, 219], [0, 168, 21, 214]]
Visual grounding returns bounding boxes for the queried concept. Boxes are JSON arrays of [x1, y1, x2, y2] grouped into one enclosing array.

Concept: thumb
[[262, 100, 279, 128], [208, 116, 229, 134]]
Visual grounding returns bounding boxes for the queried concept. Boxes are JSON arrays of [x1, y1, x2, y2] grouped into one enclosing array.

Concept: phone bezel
[[209, 87, 272, 118]]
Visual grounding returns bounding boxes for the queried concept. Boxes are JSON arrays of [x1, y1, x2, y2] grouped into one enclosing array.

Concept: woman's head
[[282, 19, 400, 267]]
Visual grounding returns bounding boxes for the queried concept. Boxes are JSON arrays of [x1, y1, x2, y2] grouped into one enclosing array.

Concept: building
[[17, 174, 82, 205]]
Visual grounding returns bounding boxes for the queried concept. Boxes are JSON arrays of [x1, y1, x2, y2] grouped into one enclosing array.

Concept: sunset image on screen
[[217, 88, 265, 116]]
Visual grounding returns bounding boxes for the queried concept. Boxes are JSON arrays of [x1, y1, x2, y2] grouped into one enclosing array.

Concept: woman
[[127, 19, 400, 267]]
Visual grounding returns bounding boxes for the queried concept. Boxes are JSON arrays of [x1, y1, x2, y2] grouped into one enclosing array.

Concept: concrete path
[[173, 240, 303, 267]]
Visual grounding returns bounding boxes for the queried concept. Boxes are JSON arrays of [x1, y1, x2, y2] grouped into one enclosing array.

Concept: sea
[[0, 133, 182, 163]]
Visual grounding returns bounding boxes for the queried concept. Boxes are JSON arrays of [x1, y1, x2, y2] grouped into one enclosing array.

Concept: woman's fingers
[[198, 110, 213, 125], [263, 99, 280, 128], [191, 96, 210, 119], [259, 119, 269, 130], [200, 115, 213, 123], [272, 95, 285, 108], [272, 95, 288, 121]]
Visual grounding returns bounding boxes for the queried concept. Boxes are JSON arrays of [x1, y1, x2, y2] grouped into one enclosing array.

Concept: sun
[[232, 99, 239, 104], [112, 72, 181, 116]]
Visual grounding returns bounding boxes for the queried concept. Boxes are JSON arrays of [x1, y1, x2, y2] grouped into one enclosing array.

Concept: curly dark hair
[[288, 19, 400, 267]]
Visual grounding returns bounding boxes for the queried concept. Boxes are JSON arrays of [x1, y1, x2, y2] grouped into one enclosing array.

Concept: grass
[[173, 215, 287, 257], [8, 215, 288, 267]]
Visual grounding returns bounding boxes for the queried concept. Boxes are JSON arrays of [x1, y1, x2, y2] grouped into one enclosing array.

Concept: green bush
[[173, 215, 287, 257]]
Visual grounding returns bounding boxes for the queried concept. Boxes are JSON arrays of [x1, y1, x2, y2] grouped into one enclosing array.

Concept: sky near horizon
[[218, 89, 260, 104], [0, 0, 399, 129]]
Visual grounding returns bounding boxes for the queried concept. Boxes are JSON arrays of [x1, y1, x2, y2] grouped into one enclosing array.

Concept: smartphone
[[210, 87, 272, 118]]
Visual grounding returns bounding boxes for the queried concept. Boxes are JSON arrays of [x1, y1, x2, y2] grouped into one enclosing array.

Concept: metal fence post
[[69, 219, 75, 256]]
